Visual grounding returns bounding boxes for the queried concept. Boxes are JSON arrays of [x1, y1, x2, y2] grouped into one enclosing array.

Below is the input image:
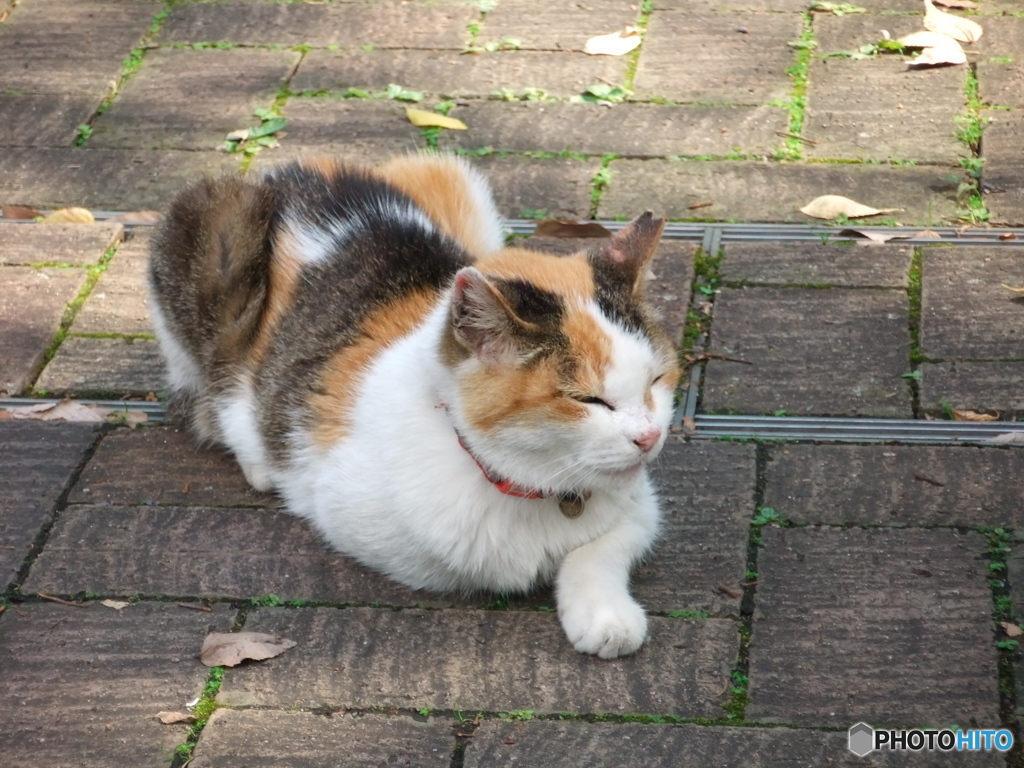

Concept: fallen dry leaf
[[953, 409, 998, 422], [934, 0, 978, 7], [999, 233, 1018, 241], [11, 400, 110, 423], [836, 228, 911, 244], [923, 0, 983, 43], [583, 26, 641, 56], [899, 30, 967, 66], [986, 432, 1024, 445], [100, 599, 130, 610], [225, 128, 250, 142], [40, 207, 95, 225], [110, 210, 162, 224], [155, 711, 196, 725], [800, 195, 900, 220], [405, 108, 467, 130], [533, 219, 612, 238], [1003, 621, 1023, 638], [912, 228, 942, 239], [199, 631, 297, 667], [1000, 284, 1024, 293], [2, 205, 44, 220]]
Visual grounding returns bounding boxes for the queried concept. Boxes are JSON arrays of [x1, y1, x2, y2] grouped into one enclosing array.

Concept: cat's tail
[[148, 173, 277, 401]]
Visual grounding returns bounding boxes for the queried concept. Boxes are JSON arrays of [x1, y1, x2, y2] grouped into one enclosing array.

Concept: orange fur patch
[[310, 289, 438, 447], [476, 248, 595, 299], [299, 155, 345, 181], [248, 228, 305, 367], [378, 156, 496, 260]]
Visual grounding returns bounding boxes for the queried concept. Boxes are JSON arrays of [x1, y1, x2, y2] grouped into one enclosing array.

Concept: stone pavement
[[2, 0, 1024, 766]]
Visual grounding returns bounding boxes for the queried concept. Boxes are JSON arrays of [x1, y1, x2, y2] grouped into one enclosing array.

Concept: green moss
[[588, 156, 617, 218], [779, 13, 814, 160]]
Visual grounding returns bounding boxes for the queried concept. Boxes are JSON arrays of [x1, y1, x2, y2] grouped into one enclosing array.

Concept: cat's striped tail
[[148, 174, 277, 402]]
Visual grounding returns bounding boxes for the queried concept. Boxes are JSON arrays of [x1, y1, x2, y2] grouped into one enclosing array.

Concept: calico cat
[[148, 155, 680, 658]]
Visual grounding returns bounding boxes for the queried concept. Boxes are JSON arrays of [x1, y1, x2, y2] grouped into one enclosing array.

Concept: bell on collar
[[558, 490, 591, 519]]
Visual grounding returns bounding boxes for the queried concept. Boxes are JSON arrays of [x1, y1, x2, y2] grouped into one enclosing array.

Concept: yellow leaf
[[799, 195, 900, 220], [952, 409, 998, 422], [40, 207, 95, 224], [1001, 284, 1024, 293], [923, 0, 982, 43], [583, 26, 642, 56], [405, 108, 467, 130]]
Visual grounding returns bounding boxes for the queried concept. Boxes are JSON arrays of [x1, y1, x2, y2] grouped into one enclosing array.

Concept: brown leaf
[[999, 233, 1018, 241], [40, 207, 95, 225], [110, 210, 162, 224], [156, 711, 196, 724], [912, 229, 942, 239], [583, 26, 642, 56], [1002, 621, 1023, 638], [199, 631, 297, 667], [934, 0, 978, 7], [836, 228, 911, 244], [2, 205, 44, 220], [952, 409, 998, 421], [533, 219, 612, 238], [923, 0, 983, 43], [11, 400, 110, 423], [987, 432, 1024, 445], [799, 195, 900, 220], [404, 108, 467, 130]]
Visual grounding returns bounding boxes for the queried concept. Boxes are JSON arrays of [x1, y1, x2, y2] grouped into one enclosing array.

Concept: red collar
[[455, 432, 549, 500]]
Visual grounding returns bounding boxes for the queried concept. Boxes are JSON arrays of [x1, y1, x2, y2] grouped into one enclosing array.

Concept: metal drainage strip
[[3, 399, 1024, 445]]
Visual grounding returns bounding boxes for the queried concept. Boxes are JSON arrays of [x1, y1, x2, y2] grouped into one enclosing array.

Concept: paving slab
[[0, 223, 122, 266], [921, 246, 1024, 361], [464, 720, 1002, 767], [653, 0, 808, 8], [158, 1, 476, 49], [599, 159, 961, 224], [89, 49, 300, 151], [219, 607, 738, 717], [748, 526, 999, 727], [474, 156, 602, 220], [0, 266, 87, 396], [981, 109, 1024, 164], [518, 237, 695, 346], [0, 93, 99, 149], [813, 14, 927, 58], [634, 12, 801, 105], [765, 443, 1024, 527], [636, 441, 754, 616], [983, 160, 1024, 226], [440, 102, 787, 157], [191, 710, 455, 768], [22, 504, 469, 607], [478, 0, 639, 51], [804, 58, 967, 164], [69, 426, 275, 508], [921, 361, 1024, 414], [0, 0, 157, 94], [720, 241, 912, 287], [35, 336, 164, 397], [978, 61, 1024, 109], [70, 230, 152, 335], [0, 148, 240, 210], [0, 422, 97, 589], [293, 49, 626, 100], [703, 287, 913, 417], [977, 15, 1024, 60], [252, 98, 425, 165], [0, 601, 233, 768]]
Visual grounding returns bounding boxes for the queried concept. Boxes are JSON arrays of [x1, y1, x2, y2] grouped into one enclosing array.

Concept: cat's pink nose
[[634, 427, 662, 453]]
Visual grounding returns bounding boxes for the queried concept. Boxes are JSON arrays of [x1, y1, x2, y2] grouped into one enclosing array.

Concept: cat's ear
[[596, 211, 665, 294], [450, 267, 540, 365]]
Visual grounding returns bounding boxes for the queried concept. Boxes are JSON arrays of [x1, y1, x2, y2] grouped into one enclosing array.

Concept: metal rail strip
[[4, 398, 1024, 445], [4, 214, 1024, 246]]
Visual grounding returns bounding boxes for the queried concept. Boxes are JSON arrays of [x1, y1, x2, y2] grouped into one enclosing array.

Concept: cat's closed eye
[[572, 395, 615, 410]]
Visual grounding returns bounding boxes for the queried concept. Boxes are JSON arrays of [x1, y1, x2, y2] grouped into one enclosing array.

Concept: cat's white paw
[[239, 460, 273, 492], [558, 595, 648, 659]]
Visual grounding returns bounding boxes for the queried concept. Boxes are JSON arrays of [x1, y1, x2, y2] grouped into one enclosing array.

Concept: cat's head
[[441, 212, 680, 495]]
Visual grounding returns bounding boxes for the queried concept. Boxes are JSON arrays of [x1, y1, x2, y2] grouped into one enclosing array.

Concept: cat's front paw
[[558, 595, 648, 659], [239, 460, 273, 492]]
